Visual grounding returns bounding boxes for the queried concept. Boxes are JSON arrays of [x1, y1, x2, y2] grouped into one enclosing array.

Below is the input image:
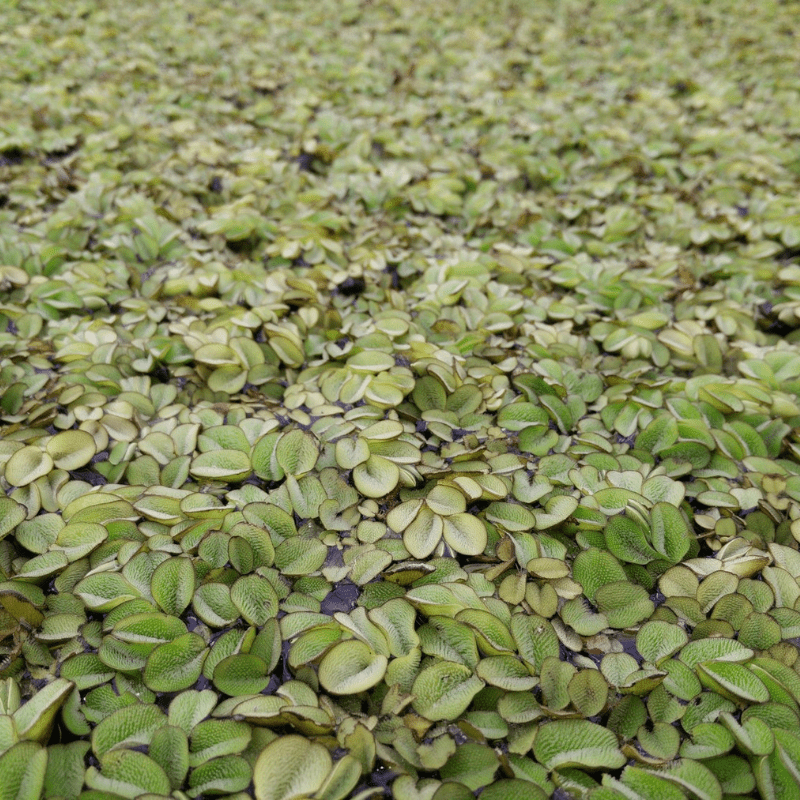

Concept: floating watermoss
[[2, 0, 800, 797]]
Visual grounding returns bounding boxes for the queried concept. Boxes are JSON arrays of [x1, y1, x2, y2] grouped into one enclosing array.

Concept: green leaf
[[652, 759, 722, 800], [190, 449, 252, 481], [533, 495, 578, 529], [697, 661, 770, 704], [43, 742, 90, 800], [334, 436, 370, 471], [230, 574, 279, 626], [149, 725, 189, 790], [143, 633, 207, 692], [532, 719, 626, 770], [150, 556, 195, 616], [368, 599, 419, 657], [4, 446, 53, 487], [318, 640, 388, 695], [605, 514, 661, 565], [635, 415, 679, 453], [412, 661, 485, 721], [213, 654, 271, 696], [403, 506, 444, 559], [52, 522, 107, 561], [253, 735, 332, 800], [594, 487, 646, 515], [486, 502, 537, 531], [274, 536, 327, 575], [440, 742, 500, 790], [187, 755, 252, 797], [74, 573, 142, 612], [608, 695, 647, 739], [192, 582, 238, 628], [497, 691, 544, 725], [476, 656, 539, 691], [456, 609, 515, 655], [650, 502, 692, 563], [680, 722, 735, 760], [315, 753, 362, 800], [679, 639, 754, 670], [720, 712, 775, 757], [86, 749, 171, 799], [480, 778, 549, 800], [417, 616, 479, 667], [426, 485, 467, 516], [92, 703, 166, 757], [595, 581, 654, 628], [46, 429, 97, 470], [0, 498, 26, 541], [275, 429, 319, 476], [703, 755, 755, 796], [189, 718, 251, 766], [568, 669, 609, 718], [12, 678, 73, 743], [636, 621, 688, 665], [352, 454, 400, 498], [572, 549, 627, 603], [413, 376, 447, 412], [511, 614, 560, 674], [540, 657, 575, 711], [774, 729, 800, 786], [612, 767, 685, 800], [168, 689, 219, 735], [560, 597, 609, 637], [251, 433, 284, 481], [0, 742, 47, 800], [442, 513, 487, 556]]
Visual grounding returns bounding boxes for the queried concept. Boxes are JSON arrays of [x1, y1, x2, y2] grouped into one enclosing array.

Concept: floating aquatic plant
[[2, 0, 800, 797]]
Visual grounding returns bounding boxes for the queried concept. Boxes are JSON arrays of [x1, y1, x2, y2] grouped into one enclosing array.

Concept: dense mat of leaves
[[2, 0, 800, 797]]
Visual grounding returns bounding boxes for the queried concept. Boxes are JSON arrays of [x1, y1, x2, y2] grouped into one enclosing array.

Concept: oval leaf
[[143, 633, 207, 692], [253, 735, 332, 800], [532, 719, 626, 770], [412, 661, 484, 722], [318, 640, 388, 695]]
